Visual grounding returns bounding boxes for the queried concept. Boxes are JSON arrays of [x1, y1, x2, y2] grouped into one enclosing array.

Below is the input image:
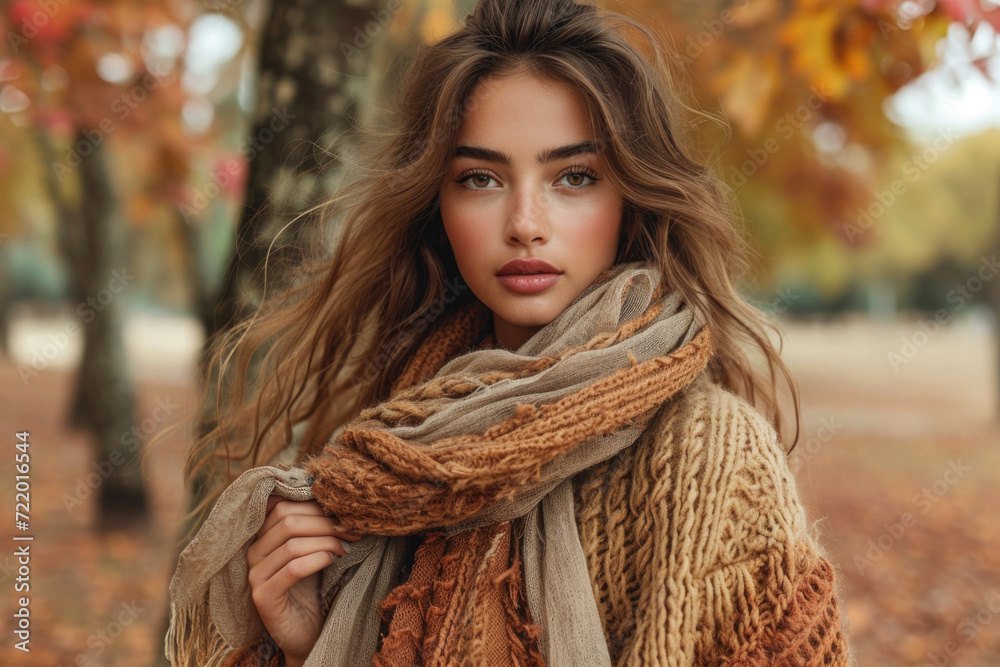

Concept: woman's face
[[439, 70, 623, 351]]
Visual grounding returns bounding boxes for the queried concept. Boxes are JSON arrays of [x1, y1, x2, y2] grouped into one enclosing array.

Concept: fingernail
[[327, 551, 337, 562], [341, 539, 352, 554]]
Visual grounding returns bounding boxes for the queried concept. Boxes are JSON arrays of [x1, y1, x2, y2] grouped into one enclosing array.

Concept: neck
[[491, 313, 543, 352]]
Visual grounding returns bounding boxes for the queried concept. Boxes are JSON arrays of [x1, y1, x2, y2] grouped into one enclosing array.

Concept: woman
[[164, 0, 856, 665]]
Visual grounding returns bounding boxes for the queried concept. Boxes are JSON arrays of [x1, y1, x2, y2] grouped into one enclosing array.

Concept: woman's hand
[[246, 495, 361, 666]]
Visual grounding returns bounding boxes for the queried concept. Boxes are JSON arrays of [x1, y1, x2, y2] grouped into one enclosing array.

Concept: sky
[[887, 21, 1000, 141]]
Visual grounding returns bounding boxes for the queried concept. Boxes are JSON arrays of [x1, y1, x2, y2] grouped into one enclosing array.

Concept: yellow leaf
[[727, 0, 782, 29], [714, 51, 780, 138], [779, 5, 854, 99], [912, 14, 952, 67]]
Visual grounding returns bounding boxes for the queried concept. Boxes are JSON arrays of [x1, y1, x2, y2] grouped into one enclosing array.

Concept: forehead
[[454, 71, 594, 148]]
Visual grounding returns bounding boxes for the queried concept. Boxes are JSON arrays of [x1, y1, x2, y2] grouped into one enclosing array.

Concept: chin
[[494, 301, 563, 327]]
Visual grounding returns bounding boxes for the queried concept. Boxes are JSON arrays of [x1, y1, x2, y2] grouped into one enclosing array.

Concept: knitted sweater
[[572, 372, 853, 665], [222, 370, 854, 666]]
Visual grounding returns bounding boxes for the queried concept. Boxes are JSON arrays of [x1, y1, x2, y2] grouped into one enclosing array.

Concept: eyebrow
[[452, 140, 597, 167]]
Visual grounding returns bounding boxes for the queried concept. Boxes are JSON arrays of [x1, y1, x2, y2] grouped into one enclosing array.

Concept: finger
[[250, 536, 348, 586], [265, 494, 284, 515], [259, 498, 328, 537], [250, 514, 360, 562], [259, 498, 363, 542], [251, 550, 333, 616]]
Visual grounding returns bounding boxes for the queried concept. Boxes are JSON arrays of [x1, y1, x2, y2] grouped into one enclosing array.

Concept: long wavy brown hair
[[166, 0, 801, 544]]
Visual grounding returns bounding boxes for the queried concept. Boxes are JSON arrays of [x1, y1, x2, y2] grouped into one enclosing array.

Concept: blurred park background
[[1, 0, 1000, 664]]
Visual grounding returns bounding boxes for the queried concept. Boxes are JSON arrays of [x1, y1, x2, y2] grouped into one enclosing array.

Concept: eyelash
[[453, 164, 600, 192]]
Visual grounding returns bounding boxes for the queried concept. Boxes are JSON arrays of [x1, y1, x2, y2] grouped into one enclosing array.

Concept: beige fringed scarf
[[165, 260, 716, 666]]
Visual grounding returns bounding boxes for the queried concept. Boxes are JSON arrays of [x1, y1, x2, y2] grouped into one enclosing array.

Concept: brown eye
[[455, 171, 497, 190], [559, 168, 599, 189]]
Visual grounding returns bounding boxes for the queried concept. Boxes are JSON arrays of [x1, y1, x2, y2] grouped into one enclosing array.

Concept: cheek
[[449, 230, 477, 265], [441, 208, 483, 267], [573, 199, 622, 258]]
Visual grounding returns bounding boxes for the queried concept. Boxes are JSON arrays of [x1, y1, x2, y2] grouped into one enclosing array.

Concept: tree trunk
[[211, 0, 390, 334], [66, 129, 148, 529]]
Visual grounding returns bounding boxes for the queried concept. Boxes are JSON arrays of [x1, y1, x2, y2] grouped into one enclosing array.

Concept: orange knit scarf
[[300, 267, 716, 665]]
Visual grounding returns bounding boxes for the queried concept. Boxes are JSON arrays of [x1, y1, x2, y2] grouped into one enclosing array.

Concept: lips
[[496, 274, 561, 294], [496, 258, 562, 294], [496, 258, 561, 276]]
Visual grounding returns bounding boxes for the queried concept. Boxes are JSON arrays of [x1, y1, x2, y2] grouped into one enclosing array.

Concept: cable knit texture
[[571, 371, 853, 666]]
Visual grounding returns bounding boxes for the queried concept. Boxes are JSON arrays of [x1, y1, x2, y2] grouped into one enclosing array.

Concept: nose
[[505, 185, 549, 246]]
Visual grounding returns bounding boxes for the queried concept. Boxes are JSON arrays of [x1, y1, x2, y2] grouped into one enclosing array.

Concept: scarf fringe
[[164, 596, 233, 667]]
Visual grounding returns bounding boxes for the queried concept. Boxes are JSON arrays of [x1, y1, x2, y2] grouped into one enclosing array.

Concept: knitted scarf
[[165, 260, 716, 666]]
